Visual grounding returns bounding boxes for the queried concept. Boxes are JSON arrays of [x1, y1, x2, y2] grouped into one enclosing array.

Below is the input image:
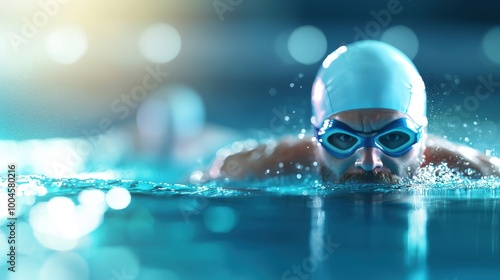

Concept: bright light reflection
[[46, 26, 88, 64], [29, 197, 105, 251], [288, 25, 327, 65], [105, 187, 131, 210], [310, 196, 325, 263], [322, 45, 347, 68], [406, 197, 428, 280], [47, 197, 75, 220], [78, 189, 107, 214], [139, 23, 181, 63]]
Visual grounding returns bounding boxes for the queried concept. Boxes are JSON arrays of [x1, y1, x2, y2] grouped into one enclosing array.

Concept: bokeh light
[[167, 86, 205, 139], [287, 25, 327, 65], [78, 189, 107, 214], [17, 222, 38, 255], [29, 196, 105, 251], [482, 26, 500, 64], [46, 26, 88, 64], [105, 187, 131, 210], [137, 85, 205, 151], [47, 197, 75, 220], [380, 25, 419, 60], [136, 94, 170, 149], [39, 252, 89, 280], [204, 206, 238, 233], [89, 247, 140, 280], [139, 23, 182, 63], [7, 257, 40, 280]]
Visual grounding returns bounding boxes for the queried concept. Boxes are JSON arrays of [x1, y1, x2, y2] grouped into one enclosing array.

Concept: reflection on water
[[1, 176, 500, 280], [406, 197, 428, 280]]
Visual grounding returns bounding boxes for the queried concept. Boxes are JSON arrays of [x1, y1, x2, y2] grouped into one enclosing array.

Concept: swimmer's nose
[[354, 147, 383, 171]]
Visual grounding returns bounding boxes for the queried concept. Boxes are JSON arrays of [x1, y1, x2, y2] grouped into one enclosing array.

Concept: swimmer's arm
[[209, 138, 317, 180], [423, 135, 500, 176]]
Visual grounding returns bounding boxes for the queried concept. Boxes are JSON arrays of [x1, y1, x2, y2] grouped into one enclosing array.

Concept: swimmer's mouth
[[339, 170, 400, 184]]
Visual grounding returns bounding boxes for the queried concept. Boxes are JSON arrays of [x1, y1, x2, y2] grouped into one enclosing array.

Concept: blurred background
[[1, 0, 500, 181]]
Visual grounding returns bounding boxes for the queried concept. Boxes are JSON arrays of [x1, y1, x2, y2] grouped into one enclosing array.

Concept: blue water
[[1, 175, 500, 280]]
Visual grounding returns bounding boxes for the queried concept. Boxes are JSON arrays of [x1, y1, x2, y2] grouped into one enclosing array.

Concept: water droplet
[[290, 83, 295, 88], [284, 116, 290, 121], [269, 88, 277, 96], [296, 174, 302, 179], [295, 163, 303, 170], [278, 162, 284, 168], [298, 73, 304, 78]]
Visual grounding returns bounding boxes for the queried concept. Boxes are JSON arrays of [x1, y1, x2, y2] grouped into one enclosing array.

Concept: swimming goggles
[[315, 118, 424, 158]]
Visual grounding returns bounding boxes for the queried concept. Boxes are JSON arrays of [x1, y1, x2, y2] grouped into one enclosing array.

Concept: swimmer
[[209, 40, 500, 183]]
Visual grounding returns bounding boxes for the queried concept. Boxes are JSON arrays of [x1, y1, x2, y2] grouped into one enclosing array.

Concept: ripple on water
[[1, 167, 500, 199]]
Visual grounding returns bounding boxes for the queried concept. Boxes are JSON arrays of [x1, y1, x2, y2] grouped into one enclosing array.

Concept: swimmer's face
[[316, 109, 426, 184]]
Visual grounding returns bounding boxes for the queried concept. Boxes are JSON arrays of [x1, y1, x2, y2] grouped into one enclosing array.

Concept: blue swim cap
[[311, 40, 427, 128]]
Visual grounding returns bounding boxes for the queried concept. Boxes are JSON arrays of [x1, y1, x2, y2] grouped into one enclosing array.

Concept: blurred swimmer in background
[[209, 40, 500, 183]]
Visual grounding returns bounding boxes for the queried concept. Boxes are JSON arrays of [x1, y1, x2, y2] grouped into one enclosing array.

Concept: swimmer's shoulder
[[423, 135, 500, 176], [209, 137, 318, 180]]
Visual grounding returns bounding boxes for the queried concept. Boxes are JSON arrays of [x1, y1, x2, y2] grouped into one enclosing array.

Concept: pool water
[[1, 175, 499, 280]]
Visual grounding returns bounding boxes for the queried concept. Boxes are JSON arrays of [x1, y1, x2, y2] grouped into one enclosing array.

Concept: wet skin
[[211, 109, 500, 183], [316, 109, 425, 183]]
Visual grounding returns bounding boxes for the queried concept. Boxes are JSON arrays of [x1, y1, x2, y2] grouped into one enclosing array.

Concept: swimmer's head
[[311, 40, 427, 128], [311, 41, 428, 183]]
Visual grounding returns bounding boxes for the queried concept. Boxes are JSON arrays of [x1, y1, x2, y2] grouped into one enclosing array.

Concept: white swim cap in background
[[311, 40, 427, 128]]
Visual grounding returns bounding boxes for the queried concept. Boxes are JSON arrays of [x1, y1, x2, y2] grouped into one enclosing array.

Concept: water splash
[[2, 169, 500, 200]]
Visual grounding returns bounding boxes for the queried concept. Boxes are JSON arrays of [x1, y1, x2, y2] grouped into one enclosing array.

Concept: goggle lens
[[316, 118, 423, 158]]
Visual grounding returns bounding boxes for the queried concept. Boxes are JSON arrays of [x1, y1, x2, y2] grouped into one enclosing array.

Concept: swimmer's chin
[[338, 170, 401, 184]]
